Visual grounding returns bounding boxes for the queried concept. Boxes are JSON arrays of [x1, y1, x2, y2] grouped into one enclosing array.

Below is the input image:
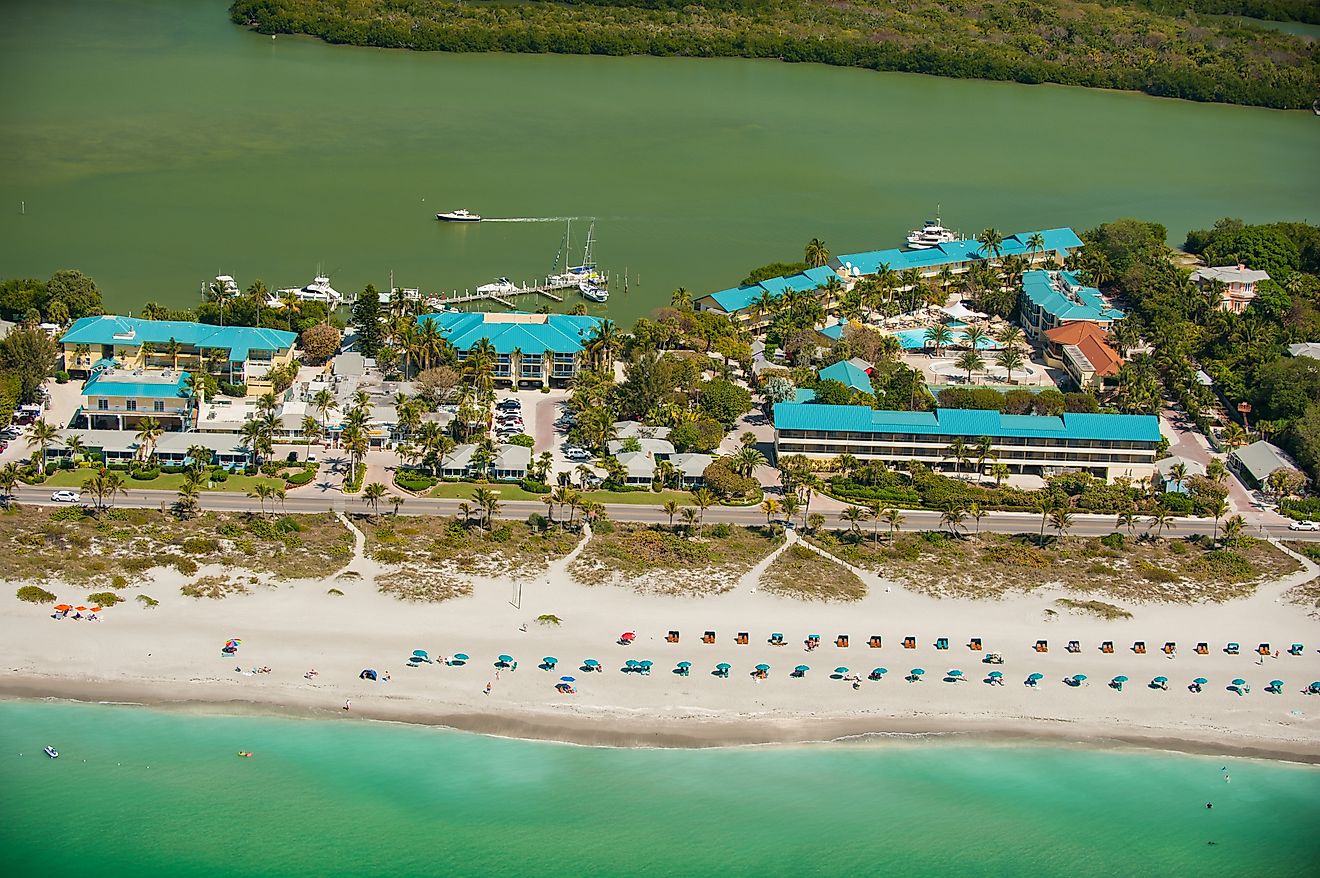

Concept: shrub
[[489, 525, 513, 543], [395, 472, 436, 492], [286, 469, 314, 486], [1203, 550, 1254, 581], [1158, 491, 1193, 513], [111, 575, 127, 588], [209, 468, 229, 483], [708, 523, 732, 538], [507, 433, 535, 448], [1168, 540, 1189, 555], [182, 536, 220, 554], [17, 585, 56, 603], [327, 587, 345, 596], [1099, 532, 1125, 550], [136, 594, 159, 608], [217, 381, 247, 397], [161, 464, 186, 474], [87, 591, 124, 606], [173, 557, 199, 575], [519, 479, 551, 494], [299, 323, 342, 365], [55, 370, 70, 383]]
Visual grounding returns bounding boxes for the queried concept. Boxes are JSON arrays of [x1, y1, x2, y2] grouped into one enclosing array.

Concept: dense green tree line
[[1128, 0, 1320, 25], [230, 0, 1320, 109]]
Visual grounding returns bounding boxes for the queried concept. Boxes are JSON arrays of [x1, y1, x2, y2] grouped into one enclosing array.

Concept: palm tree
[[679, 505, 700, 536], [1220, 514, 1244, 547], [1206, 458, 1228, 484], [132, 417, 164, 464], [26, 419, 59, 476], [968, 502, 985, 535], [1220, 423, 1247, 451], [978, 228, 1005, 262], [81, 466, 126, 513], [1147, 509, 1175, 541], [973, 436, 994, 480], [995, 348, 1025, 383], [240, 419, 267, 467], [0, 463, 19, 508], [880, 507, 904, 543], [995, 325, 1024, 350], [301, 416, 323, 462], [1208, 498, 1229, 544], [62, 434, 87, 463], [804, 237, 829, 268], [175, 475, 201, 519], [312, 388, 339, 425], [1036, 496, 1056, 543], [840, 505, 866, 535], [729, 446, 768, 478], [760, 497, 779, 528], [691, 488, 715, 527], [670, 288, 693, 310], [962, 325, 989, 352], [1049, 507, 1074, 540], [163, 337, 182, 370], [940, 504, 967, 536], [247, 483, 273, 516], [1117, 508, 1138, 535], [1168, 462, 1189, 488], [362, 481, 387, 518], [924, 324, 954, 355], [943, 437, 971, 476], [1025, 232, 1046, 264], [990, 462, 1010, 487], [779, 491, 800, 524], [955, 349, 983, 384], [662, 499, 680, 529], [476, 486, 502, 529], [457, 501, 474, 527]]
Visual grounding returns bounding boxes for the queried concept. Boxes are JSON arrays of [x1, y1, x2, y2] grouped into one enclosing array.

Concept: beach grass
[[0, 506, 353, 587], [759, 544, 866, 602], [570, 523, 782, 595], [427, 481, 692, 506], [358, 514, 581, 592], [805, 530, 1301, 602], [1055, 598, 1133, 620]]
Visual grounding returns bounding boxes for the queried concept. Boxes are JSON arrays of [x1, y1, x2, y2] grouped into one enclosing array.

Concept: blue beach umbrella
[[1072, 674, 1088, 682], [498, 654, 513, 664], [947, 669, 964, 678], [795, 665, 810, 673], [755, 663, 770, 671], [1310, 682, 1320, 692], [910, 668, 925, 676], [873, 668, 888, 676], [1112, 675, 1128, 683], [835, 667, 850, 675], [1269, 679, 1284, 690], [625, 660, 639, 668], [639, 660, 653, 667], [560, 676, 576, 683], [584, 659, 600, 668], [412, 650, 429, 658], [452, 653, 469, 662], [716, 663, 732, 670], [1152, 676, 1168, 684], [989, 671, 1004, 678], [543, 657, 558, 665], [1232, 678, 1247, 687], [677, 661, 692, 668], [1028, 673, 1044, 681], [1193, 677, 1208, 685]]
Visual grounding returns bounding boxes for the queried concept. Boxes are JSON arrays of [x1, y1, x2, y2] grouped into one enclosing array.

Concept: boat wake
[[482, 216, 585, 223]]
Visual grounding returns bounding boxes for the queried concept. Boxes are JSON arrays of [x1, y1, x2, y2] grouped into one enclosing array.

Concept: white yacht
[[579, 279, 608, 303], [213, 275, 240, 296], [437, 208, 481, 223], [272, 274, 343, 307], [476, 277, 518, 295], [906, 215, 963, 250]]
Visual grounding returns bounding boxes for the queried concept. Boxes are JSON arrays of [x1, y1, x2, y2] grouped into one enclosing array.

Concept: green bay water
[[2, 702, 1319, 876], [1, 0, 1318, 324]]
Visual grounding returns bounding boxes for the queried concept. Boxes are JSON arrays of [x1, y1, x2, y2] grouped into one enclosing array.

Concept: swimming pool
[[891, 328, 997, 351]]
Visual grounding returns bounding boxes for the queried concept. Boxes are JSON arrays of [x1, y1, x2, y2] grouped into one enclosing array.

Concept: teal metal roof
[[1021, 270, 1124, 323], [416, 311, 603, 355], [704, 228, 1084, 314], [61, 316, 296, 360], [84, 371, 191, 399], [773, 403, 1160, 443], [819, 360, 872, 394]]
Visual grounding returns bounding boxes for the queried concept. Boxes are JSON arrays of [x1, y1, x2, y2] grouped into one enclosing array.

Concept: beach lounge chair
[[835, 635, 849, 648], [1101, 641, 1115, 654], [736, 632, 749, 645], [702, 631, 716, 645], [1066, 641, 1081, 653], [1257, 643, 1270, 656], [902, 637, 917, 649], [1034, 640, 1049, 653], [1162, 642, 1176, 656], [868, 636, 882, 649], [935, 638, 949, 650], [1289, 643, 1304, 656], [968, 638, 982, 651], [1195, 642, 1209, 655], [1225, 642, 1240, 655], [665, 630, 680, 643], [1132, 641, 1146, 654]]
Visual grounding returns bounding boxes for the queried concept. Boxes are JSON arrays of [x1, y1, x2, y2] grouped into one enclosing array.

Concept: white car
[[51, 490, 81, 503], [564, 448, 592, 461], [1288, 520, 1319, 531]]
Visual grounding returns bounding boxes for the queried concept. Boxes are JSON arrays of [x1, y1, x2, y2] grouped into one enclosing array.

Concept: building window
[[97, 399, 108, 410], [154, 400, 165, 412], [126, 399, 137, 411]]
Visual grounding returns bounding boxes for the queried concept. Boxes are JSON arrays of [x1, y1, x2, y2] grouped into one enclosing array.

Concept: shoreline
[[5, 676, 1318, 765]]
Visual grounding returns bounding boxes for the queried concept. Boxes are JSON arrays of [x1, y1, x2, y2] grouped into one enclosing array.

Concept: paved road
[[13, 485, 1319, 542]]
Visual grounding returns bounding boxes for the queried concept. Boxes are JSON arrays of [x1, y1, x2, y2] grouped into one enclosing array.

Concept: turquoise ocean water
[[2, 701, 1318, 876]]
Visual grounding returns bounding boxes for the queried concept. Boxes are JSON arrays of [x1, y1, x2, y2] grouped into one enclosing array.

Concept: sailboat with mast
[[545, 219, 608, 301]]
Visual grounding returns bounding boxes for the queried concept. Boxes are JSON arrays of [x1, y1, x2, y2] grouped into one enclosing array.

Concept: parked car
[[496, 399, 522, 411], [1289, 520, 1319, 531], [564, 447, 591, 461], [51, 490, 81, 503]]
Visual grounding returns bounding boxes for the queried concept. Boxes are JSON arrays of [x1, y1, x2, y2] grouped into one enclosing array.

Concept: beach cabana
[[1288, 643, 1304, 655], [769, 633, 786, 646], [666, 630, 680, 643], [902, 636, 916, 649], [1195, 642, 1209, 655], [736, 632, 750, 645], [702, 631, 716, 644], [868, 635, 882, 648], [935, 638, 949, 650], [542, 657, 558, 671]]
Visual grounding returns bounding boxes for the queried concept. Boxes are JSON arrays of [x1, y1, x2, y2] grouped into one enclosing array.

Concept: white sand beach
[[4, 532, 1320, 760]]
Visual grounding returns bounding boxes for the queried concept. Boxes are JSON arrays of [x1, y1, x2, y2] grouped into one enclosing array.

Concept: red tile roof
[[1044, 322, 1122, 377]]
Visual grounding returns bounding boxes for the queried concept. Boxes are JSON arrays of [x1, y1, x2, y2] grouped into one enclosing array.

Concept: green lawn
[[426, 481, 693, 506], [43, 469, 286, 493]]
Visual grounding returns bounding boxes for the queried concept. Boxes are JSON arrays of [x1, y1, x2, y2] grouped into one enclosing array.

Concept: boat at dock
[[476, 277, 518, 295], [437, 208, 481, 222], [272, 274, 343, 308], [906, 213, 963, 250], [579, 279, 608, 303]]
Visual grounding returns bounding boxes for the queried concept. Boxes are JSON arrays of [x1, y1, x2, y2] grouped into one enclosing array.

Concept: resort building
[[818, 359, 874, 394], [670, 452, 714, 488], [415, 311, 603, 387], [1154, 456, 1206, 493], [772, 403, 1161, 481], [1189, 265, 1270, 314], [46, 429, 251, 469], [436, 443, 531, 481], [1019, 270, 1124, 344], [1286, 342, 1320, 362], [697, 228, 1084, 325], [1041, 322, 1122, 391], [77, 369, 193, 431], [60, 315, 298, 395], [1229, 440, 1299, 491]]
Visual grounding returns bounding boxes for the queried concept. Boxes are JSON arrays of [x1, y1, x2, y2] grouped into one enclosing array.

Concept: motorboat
[[579, 279, 608, 303], [906, 215, 963, 250], [476, 277, 518, 295], [213, 275, 240, 296], [437, 209, 482, 222], [273, 274, 342, 307], [44, 746, 58, 759]]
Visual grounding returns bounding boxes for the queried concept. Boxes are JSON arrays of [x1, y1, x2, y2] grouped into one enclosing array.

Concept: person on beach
[[343, 700, 351, 711], [484, 682, 492, 696]]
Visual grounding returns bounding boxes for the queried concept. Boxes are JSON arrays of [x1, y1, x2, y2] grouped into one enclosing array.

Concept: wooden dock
[[430, 282, 569, 308]]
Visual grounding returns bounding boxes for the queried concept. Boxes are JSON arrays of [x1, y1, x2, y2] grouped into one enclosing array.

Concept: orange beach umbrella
[[74, 606, 88, 611], [54, 605, 72, 612]]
